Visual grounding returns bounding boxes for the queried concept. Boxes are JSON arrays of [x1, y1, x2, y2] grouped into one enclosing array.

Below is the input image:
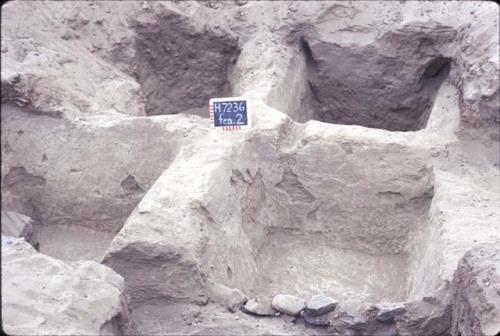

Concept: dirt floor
[[254, 232, 408, 308], [38, 224, 115, 262]]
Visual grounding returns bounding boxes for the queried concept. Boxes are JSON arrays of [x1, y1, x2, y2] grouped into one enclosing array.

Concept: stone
[[210, 284, 247, 313], [1, 238, 135, 335], [342, 315, 368, 330], [225, 288, 247, 313], [305, 295, 338, 316], [272, 294, 305, 316], [450, 244, 500, 336], [375, 303, 406, 323], [242, 296, 276, 316], [302, 309, 330, 327], [1, 210, 39, 250]]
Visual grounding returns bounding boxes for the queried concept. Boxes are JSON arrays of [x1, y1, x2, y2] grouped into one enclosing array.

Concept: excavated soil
[[124, 11, 240, 116], [38, 224, 115, 262], [254, 232, 408, 303], [1, 1, 499, 336]]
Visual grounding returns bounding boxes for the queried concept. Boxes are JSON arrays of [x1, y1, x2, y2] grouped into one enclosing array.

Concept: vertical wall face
[[452, 4, 500, 129], [128, 11, 240, 116], [0, 107, 187, 233], [405, 197, 445, 301], [236, 129, 435, 254]]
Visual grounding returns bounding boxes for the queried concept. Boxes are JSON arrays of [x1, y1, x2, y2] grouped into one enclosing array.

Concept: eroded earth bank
[[1, 1, 499, 335]]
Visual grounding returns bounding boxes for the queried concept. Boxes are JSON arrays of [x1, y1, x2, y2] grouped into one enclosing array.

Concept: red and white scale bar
[[209, 103, 214, 124], [209, 103, 241, 131], [222, 125, 241, 131]]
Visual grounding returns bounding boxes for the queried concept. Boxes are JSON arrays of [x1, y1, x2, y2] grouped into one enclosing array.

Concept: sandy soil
[[38, 224, 114, 262], [255, 232, 407, 310], [1, 1, 498, 335]]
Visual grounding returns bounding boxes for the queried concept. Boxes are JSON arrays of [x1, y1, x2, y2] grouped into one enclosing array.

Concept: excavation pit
[[160, 132, 437, 312], [101, 129, 436, 311], [0, 106, 186, 263], [125, 10, 240, 117], [2, 1, 498, 335], [269, 24, 454, 131], [225, 162, 434, 310], [254, 231, 408, 305]]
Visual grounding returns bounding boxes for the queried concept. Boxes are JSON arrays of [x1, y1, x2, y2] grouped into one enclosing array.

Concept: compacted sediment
[[1, 1, 499, 335]]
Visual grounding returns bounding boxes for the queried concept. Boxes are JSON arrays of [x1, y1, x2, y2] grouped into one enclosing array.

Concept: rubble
[[242, 296, 277, 316], [304, 295, 339, 317], [272, 294, 306, 316]]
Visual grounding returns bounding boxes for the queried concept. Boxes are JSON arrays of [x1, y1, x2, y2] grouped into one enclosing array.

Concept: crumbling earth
[[1, 1, 499, 335]]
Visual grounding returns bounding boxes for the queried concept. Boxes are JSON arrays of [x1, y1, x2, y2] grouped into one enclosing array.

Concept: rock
[[210, 284, 247, 313], [450, 244, 500, 336], [1, 238, 135, 335], [305, 295, 338, 316], [272, 294, 305, 316], [342, 315, 368, 330], [242, 296, 276, 316], [396, 285, 453, 336], [375, 303, 406, 323], [225, 288, 247, 312], [302, 309, 331, 327], [1, 210, 39, 250]]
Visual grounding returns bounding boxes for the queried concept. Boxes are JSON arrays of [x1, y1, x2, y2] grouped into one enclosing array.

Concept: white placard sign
[[209, 97, 250, 131]]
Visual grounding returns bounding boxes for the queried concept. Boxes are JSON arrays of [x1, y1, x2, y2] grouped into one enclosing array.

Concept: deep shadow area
[[130, 11, 240, 116], [300, 42, 451, 131], [268, 23, 456, 131]]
